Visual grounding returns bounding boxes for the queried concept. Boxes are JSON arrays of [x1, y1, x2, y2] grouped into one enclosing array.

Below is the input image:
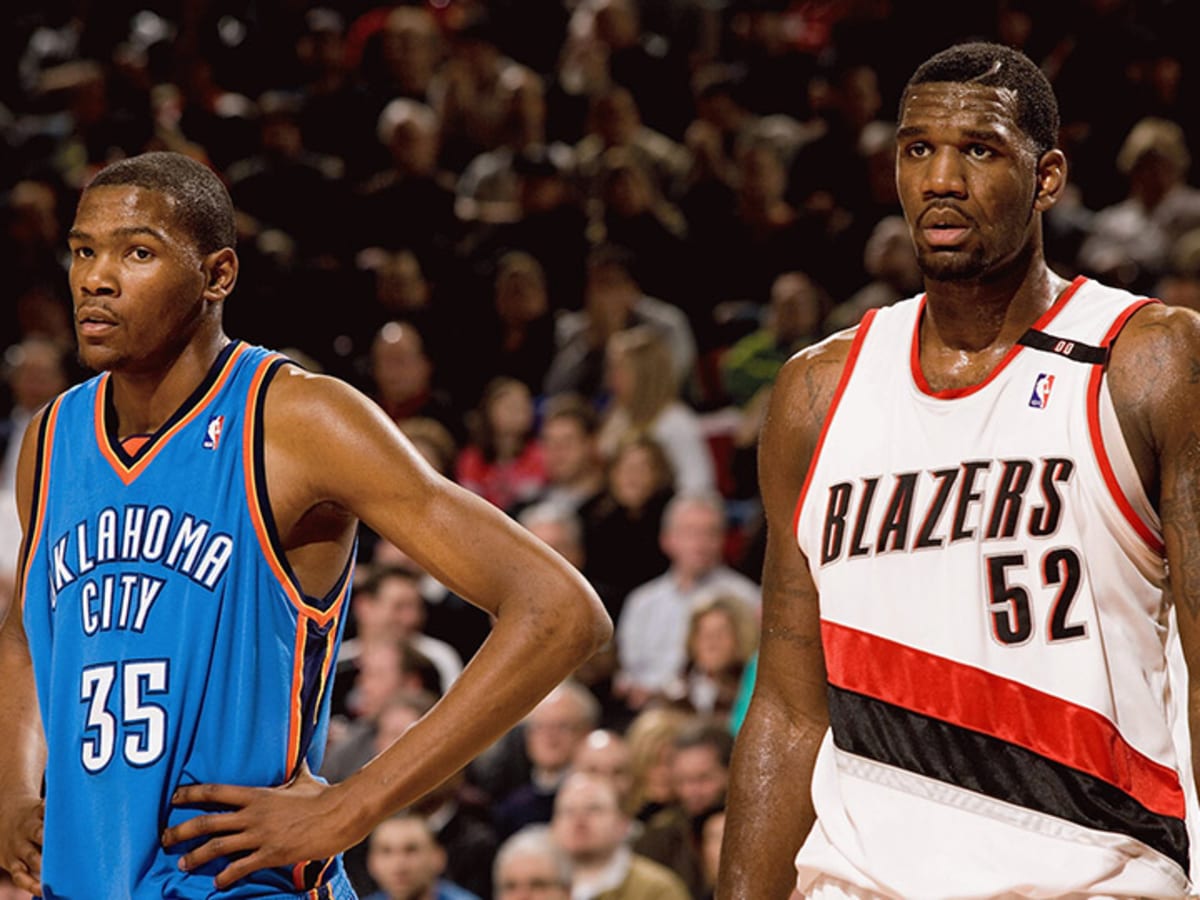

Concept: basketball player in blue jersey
[[720, 43, 1200, 899], [0, 151, 611, 899]]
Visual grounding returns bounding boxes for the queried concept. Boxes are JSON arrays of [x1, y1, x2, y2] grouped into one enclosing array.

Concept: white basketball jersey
[[793, 277, 1198, 899]]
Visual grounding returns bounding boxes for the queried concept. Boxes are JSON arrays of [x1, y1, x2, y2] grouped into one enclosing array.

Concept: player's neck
[[921, 260, 1067, 355], [107, 328, 232, 438]]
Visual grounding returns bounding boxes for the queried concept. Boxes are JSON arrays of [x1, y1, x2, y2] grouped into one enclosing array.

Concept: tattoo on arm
[[1162, 427, 1200, 618]]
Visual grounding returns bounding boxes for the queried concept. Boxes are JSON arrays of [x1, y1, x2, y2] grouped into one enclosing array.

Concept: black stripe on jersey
[[298, 859, 335, 894], [827, 685, 1190, 872], [104, 339, 242, 465], [1017, 329, 1108, 364], [296, 613, 339, 777], [15, 401, 56, 591], [250, 357, 353, 615]]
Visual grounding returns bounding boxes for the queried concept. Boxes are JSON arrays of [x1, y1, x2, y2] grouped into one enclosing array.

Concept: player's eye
[[905, 142, 931, 159], [130, 247, 154, 261], [71, 246, 93, 259], [966, 144, 995, 160]]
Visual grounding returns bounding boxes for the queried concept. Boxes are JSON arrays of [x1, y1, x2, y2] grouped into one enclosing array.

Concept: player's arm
[[165, 370, 612, 887], [717, 332, 855, 900], [0, 408, 49, 895], [1108, 304, 1200, 814]]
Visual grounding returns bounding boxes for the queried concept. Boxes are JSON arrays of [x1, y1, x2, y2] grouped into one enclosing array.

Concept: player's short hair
[[902, 42, 1059, 157], [86, 152, 236, 254]]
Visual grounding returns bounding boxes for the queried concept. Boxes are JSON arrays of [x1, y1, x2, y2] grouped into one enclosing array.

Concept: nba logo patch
[[1029, 373, 1054, 409], [203, 414, 225, 450]]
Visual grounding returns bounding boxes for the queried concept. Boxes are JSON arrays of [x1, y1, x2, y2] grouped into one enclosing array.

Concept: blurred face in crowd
[[767, 273, 822, 344], [662, 500, 725, 579], [495, 255, 549, 327], [367, 816, 445, 900], [6, 339, 67, 412], [608, 443, 667, 511], [672, 743, 728, 817], [362, 574, 426, 641], [371, 323, 432, 403], [495, 850, 570, 900], [524, 516, 584, 570], [525, 691, 592, 775], [572, 730, 634, 806], [488, 381, 535, 441], [352, 641, 404, 722], [690, 608, 741, 675], [552, 774, 629, 865], [373, 698, 426, 756], [541, 415, 595, 486]]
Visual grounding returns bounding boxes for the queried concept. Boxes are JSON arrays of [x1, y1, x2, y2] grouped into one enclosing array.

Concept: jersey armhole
[[16, 396, 63, 611], [242, 356, 355, 625], [792, 310, 878, 540], [1086, 298, 1164, 557]]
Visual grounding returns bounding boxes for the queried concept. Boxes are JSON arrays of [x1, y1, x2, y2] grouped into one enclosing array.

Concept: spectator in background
[[494, 680, 601, 839], [551, 773, 690, 900], [572, 730, 635, 815], [824, 214, 922, 332], [575, 87, 691, 207], [615, 494, 758, 715], [359, 6, 443, 121], [364, 812, 481, 900], [411, 769, 501, 900], [530, 394, 606, 516], [719, 271, 825, 410], [696, 807, 725, 900], [1078, 116, 1200, 292], [545, 243, 696, 400], [369, 321, 463, 443], [597, 327, 713, 496], [595, 148, 688, 307], [1159, 227, 1200, 313], [624, 708, 690, 823], [482, 251, 558, 400], [225, 89, 348, 263], [0, 337, 68, 601], [456, 376, 547, 514], [581, 435, 674, 615], [633, 721, 733, 899], [666, 596, 758, 725], [493, 826, 572, 900], [356, 97, 459, 278]]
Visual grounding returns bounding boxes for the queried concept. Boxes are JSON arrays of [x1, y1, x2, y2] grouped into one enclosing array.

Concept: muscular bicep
[[752, 339, 852, 718], [265, 371, 588, 617], [1112, 307, 1200, 680]]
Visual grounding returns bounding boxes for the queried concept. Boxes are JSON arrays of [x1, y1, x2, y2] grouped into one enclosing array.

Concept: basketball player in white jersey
[[718, 42, 1200, 899]]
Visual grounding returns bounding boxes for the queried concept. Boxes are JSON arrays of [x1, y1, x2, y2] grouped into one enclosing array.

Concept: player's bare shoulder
[[769, 324, 864, 445], [1108, 303, 1200, 435]]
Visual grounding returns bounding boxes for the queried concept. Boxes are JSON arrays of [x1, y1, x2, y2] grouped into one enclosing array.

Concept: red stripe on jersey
[[911, 275, 1087, 399], [821, 619, 1185, 819], [1086, 298, 1164, 556], [793, 310, 878, 538]]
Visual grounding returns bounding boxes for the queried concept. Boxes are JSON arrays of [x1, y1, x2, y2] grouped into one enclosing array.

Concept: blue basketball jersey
[[20, 342, 357, 899]]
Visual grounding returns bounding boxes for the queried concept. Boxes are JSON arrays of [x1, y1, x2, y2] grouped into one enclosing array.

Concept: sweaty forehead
[[900, 82, 1022, 136], [73, 184, 185, 243]]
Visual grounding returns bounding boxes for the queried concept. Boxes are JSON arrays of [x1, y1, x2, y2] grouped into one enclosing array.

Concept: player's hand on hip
[[0, 794, 44, 895], [162, 762, 362, 890]]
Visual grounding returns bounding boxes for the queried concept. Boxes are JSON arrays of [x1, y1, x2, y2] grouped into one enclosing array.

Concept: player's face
[[68, 185, 219, 373], [895, 82, 1045, 283]]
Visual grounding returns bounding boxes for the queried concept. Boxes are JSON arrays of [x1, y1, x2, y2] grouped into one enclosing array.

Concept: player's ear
[[1034, 149, 1067, 212], [202, 247, 239, 303]]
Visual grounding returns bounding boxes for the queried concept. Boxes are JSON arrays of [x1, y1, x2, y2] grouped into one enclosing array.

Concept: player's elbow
[[562, 580, 613, 659]]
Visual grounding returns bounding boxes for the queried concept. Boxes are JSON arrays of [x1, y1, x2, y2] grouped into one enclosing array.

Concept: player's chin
[[75, 342, 126, 373]]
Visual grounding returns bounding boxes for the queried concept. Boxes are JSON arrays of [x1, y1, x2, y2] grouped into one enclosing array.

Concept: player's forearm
[[717, 693, 825, 900], [0, 630, 46, 798], [336, 570, 610, 826]]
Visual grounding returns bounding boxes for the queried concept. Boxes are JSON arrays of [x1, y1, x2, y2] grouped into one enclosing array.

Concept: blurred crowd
[[2, 0, 1199, 897]]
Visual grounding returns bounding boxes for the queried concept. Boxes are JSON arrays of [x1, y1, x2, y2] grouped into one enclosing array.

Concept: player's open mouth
[[77, 311, 118, 335]]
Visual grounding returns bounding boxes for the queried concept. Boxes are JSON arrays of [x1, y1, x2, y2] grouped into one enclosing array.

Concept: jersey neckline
[[95, 340, 246, 484], [909, 276, 1088, 399]]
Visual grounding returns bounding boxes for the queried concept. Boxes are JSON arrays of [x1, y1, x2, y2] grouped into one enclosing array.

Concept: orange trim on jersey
[[287, 618, 309, 777], [822, 619, 1186, 819], [94, 343, 249, 485], [910, 275, 1088, 399], [1086, 298, 1164, 557], [792, 311, 878, 539], [17, 396, 64, 611], [241, 356, 344, 626]]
